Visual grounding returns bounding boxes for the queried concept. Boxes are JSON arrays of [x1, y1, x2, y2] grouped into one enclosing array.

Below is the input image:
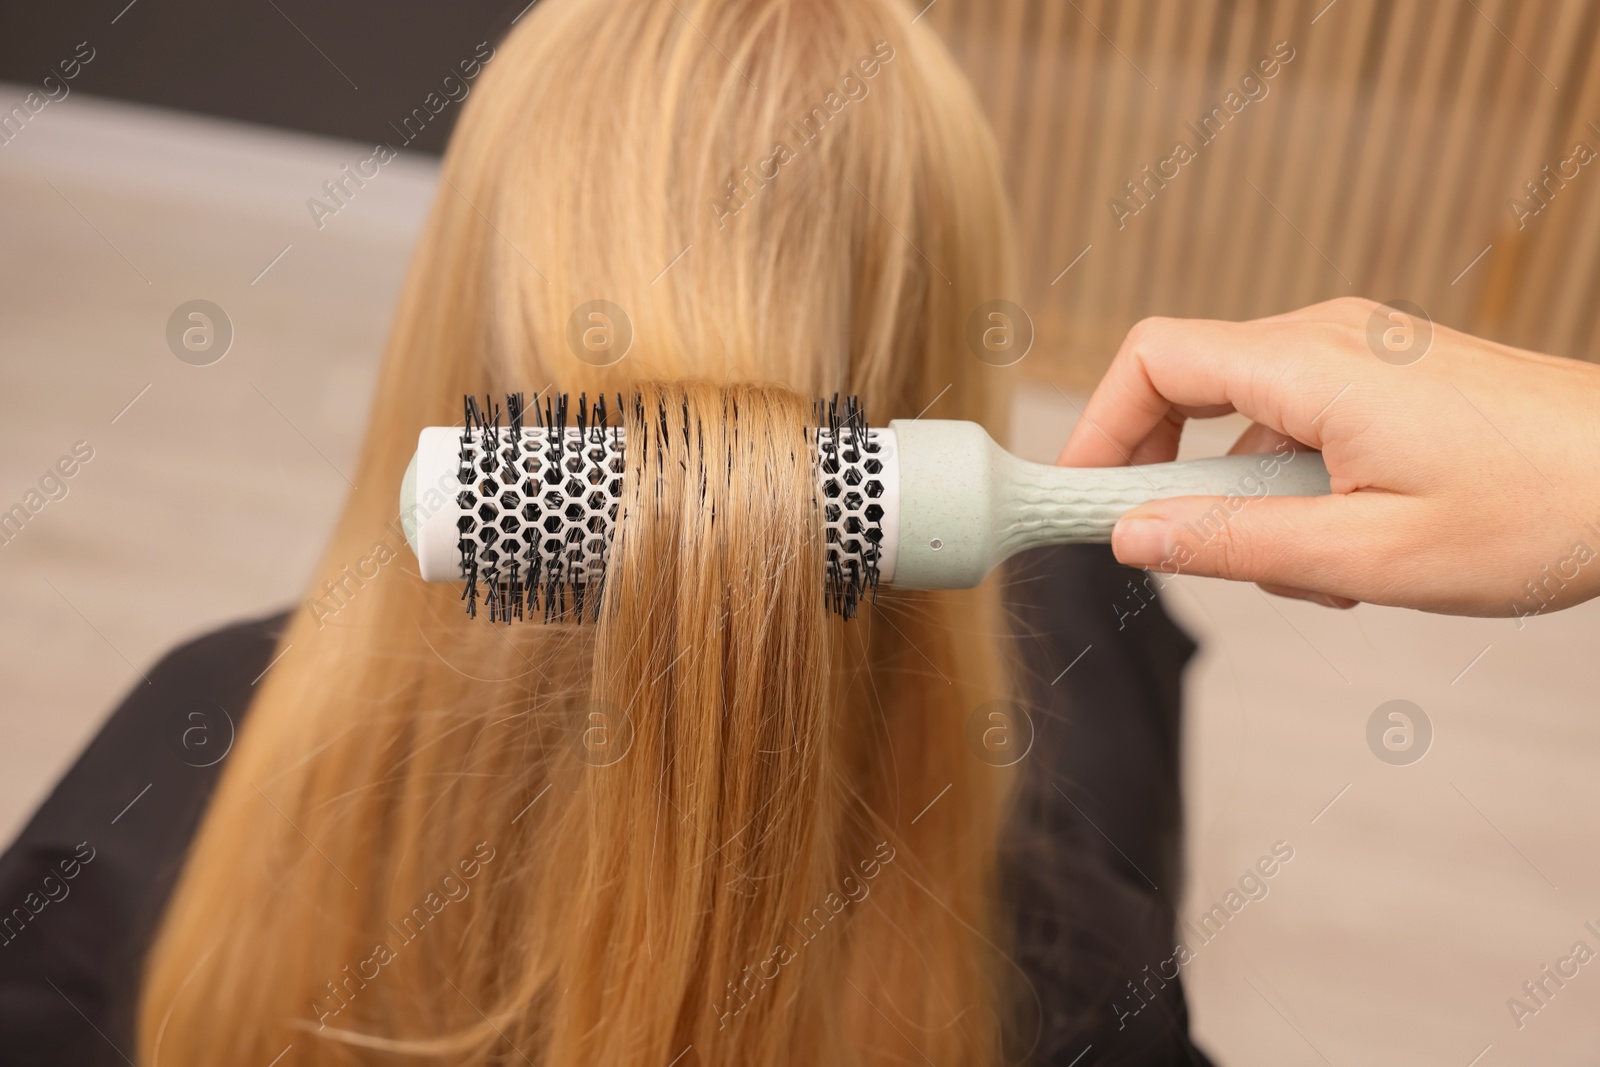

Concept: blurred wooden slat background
[[925, 0, 1600, 384]]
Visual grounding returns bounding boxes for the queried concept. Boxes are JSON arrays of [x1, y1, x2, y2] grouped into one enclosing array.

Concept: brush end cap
[[400, 450, 420, 559]]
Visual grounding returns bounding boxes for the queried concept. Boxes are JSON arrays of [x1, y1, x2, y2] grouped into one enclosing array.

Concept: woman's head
[[382, 0, 1010, 424], [139, 1, 1023, 1064]]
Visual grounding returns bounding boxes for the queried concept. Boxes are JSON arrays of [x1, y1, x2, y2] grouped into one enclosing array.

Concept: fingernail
[[1112, 517, 1170, 568]]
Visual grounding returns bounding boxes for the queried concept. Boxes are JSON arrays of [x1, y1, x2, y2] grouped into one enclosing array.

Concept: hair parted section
[[530, 380, 848, 1065]]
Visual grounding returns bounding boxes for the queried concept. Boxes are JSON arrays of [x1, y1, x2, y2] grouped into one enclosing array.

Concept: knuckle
[[1176, 502, 1259, 579], [1119, 316, 1181, 376], [1126, 315, 1190, 348], [1331, 295, 1381, 320], [1334, 323, 1372, 361], [1210, 523, 1260, 580], [1287, 296, 1378, 325], [1122, 316, 1168, 355], [1295, 319, 1366, 361]]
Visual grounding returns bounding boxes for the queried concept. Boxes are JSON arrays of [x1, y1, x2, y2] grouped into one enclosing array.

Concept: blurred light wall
[[924, 0, 1600, 383]]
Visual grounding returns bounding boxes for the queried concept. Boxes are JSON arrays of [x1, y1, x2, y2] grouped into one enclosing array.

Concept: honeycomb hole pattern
[[456, 424, 625, 622], [814, 424, 887, 618]]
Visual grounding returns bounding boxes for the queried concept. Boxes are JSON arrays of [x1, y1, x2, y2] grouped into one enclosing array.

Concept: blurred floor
[[3, 92, 1599, 1066]]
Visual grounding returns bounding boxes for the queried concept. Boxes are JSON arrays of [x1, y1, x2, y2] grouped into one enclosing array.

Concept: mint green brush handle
[[885, 419, 1331, 589]]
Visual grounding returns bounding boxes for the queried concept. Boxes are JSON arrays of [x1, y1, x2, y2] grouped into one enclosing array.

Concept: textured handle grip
[[995, 450, 1331, 557], [888, 420, 1334, 589]]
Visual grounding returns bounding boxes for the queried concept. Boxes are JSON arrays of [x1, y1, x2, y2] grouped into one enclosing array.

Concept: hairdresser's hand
[[1057, 297, 1600, 617]]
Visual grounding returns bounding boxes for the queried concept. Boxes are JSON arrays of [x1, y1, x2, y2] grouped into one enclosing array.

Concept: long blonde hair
[[138, 0, 1022, 1063]]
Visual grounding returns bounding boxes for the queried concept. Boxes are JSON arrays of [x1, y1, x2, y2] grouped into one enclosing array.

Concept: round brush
[[400, 393, 1330, 620]]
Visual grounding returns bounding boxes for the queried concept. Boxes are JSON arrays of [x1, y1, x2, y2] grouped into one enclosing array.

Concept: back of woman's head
[[138, 1, 1023, 1064]]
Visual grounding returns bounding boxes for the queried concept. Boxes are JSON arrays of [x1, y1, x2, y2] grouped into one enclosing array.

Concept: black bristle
[[507, 391, 525, 472], [589, 556, 606, 622], [533, 554, 546, 620], [547, 392, 566, 484], [460, 541, 479, 619], [481, 394, 501, 456], [548, 574, 565, 624], [508, 391, 525, 435], [454, 389, 875, 625], [484, 563, 502, 622], [507, 558, 523, 622]]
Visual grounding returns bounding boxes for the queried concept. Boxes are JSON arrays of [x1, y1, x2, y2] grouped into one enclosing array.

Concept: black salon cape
[[0, 545, 1214, 1066]]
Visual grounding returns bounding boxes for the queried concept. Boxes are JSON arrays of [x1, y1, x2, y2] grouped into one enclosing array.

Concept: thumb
[[1109, 493, 1373, 594]]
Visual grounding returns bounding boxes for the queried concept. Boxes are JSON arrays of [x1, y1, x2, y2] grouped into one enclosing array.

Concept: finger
[[1057, 315, 1368, 469], [1108, 491, 1404, 600], [1252, 296, 1377, 326], [1056, 401, 1237, 467], [1057, 404, 1182, 468], [1226, 421, 1302, 456], [1056, 327, 1234, 466], [1257, 581, 1359, 609], [1061, 410, 1307, 469]]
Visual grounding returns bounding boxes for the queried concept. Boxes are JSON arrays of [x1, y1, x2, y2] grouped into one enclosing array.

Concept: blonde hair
[[138, 0, 1021, 1063]]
